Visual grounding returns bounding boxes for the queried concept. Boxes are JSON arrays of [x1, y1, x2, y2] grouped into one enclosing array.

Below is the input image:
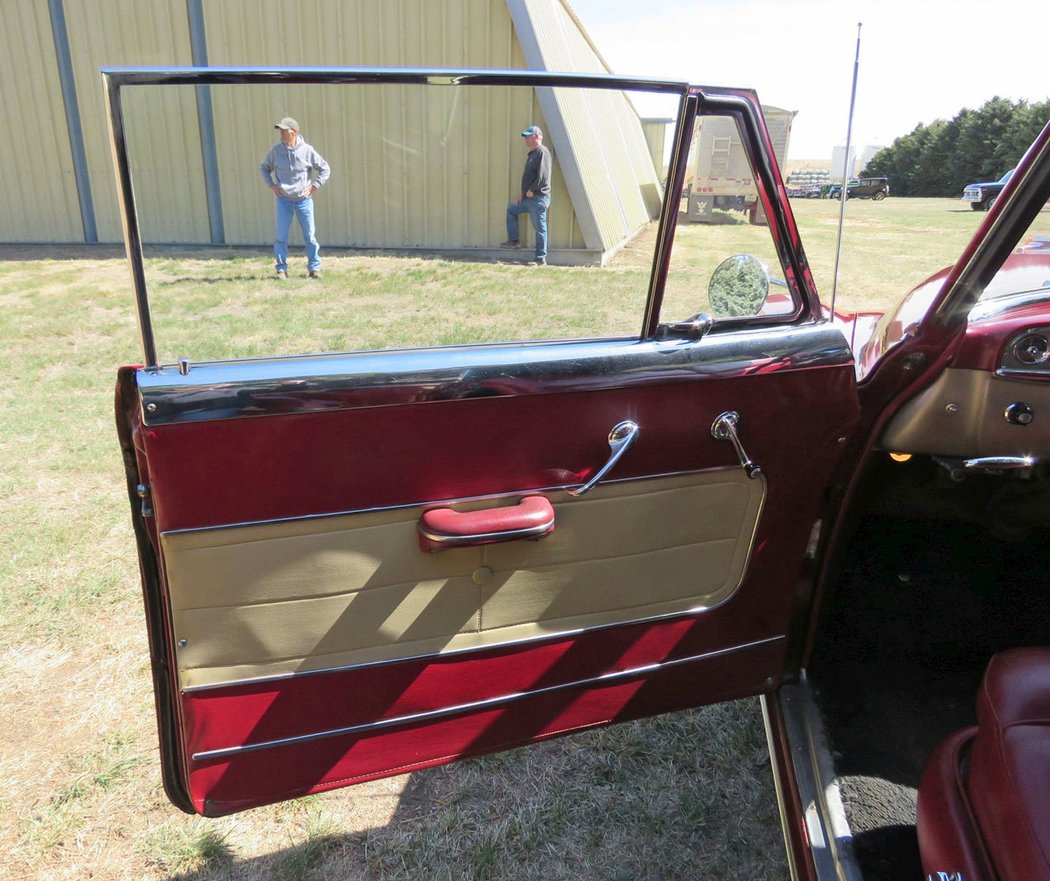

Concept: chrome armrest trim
[[137, 325, 853, 426]]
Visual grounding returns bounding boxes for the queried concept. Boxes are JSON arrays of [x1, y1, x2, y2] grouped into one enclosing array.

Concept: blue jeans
[[506, 195, 550, 261], [274, 196, 320, 272]]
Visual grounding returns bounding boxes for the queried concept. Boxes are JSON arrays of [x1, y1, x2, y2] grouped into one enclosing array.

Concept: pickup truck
[[963, 168, 1015, 210]]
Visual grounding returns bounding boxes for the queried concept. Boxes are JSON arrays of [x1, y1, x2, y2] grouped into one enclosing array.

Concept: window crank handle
[[711, 411, 762, 479]]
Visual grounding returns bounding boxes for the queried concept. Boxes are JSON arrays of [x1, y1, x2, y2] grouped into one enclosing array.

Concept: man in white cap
[[260, 117, 331, 279], [502, 124, 552, 265]]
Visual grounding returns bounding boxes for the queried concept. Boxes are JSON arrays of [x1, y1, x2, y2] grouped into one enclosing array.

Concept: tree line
[[861, 97, 1050, 196]]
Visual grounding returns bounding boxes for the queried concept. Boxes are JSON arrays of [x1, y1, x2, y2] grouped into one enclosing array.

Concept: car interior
[[805, 205, 1050, 880]]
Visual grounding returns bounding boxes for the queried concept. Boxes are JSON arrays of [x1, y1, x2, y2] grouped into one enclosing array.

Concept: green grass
[[139, 820, 235, 875], [0, 197, 1013, 880]]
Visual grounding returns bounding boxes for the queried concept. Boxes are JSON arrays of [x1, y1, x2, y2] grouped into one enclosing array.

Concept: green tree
[[859, 97, 1048, 196], [951, 96, 1018, 185]]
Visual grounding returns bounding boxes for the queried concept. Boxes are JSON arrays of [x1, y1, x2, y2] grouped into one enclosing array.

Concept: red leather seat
[[918, 648, 1050, 881]]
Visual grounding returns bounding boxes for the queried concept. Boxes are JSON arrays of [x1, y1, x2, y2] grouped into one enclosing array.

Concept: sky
[[568, 0, 1049, 161]]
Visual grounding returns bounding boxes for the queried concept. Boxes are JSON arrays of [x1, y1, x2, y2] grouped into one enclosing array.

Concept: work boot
[[275, 270, 288, 279], [500, 239, 522, 248]]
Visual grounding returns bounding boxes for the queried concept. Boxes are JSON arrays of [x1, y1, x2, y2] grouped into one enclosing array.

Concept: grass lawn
[[0, 197, 995, 880]]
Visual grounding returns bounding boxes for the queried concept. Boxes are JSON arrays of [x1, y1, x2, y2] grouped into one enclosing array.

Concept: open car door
[[110, 68, 860, 816]]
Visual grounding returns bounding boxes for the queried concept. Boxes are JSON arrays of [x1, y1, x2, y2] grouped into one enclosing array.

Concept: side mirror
[[708, 255, 770, 317]]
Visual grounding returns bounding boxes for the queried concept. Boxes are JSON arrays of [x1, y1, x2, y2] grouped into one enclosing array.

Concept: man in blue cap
[[502, 125, 552, 265]]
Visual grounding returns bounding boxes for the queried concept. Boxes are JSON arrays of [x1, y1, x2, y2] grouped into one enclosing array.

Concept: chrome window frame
[[103, 66, 818, 371]]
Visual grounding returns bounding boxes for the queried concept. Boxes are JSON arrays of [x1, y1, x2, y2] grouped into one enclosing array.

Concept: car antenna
[[830, 22, 863, 318]]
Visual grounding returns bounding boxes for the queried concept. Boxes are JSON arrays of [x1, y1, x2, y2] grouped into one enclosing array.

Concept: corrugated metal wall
[[0, 1, 84, 242], [200, 0, 583, 251], [66, 0, 205, 243], [507, 0, 663, 256], [2, 0, 659, 258]]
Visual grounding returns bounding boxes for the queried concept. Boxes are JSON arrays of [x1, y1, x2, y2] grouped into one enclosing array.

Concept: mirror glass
[[707, 254, 770, 317]]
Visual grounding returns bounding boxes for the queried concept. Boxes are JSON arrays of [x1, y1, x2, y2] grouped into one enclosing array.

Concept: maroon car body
[[109, 67, 1050, 881]]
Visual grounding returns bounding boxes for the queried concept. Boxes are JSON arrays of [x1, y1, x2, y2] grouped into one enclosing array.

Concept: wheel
[[872, 190, 886, 201], [986, 194, 998, 211]]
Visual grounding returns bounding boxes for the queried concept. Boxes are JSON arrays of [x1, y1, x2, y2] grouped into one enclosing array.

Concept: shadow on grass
[[160, 703, 786, 881], [0, 244, 269, 263], [154, 275, 274, 286], [0, 243, 548, 267]]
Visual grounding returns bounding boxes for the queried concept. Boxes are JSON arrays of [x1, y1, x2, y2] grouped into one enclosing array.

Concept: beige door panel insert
[[162, 469, 765, 689]]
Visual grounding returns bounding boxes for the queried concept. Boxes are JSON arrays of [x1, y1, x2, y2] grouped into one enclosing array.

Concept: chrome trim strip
[[138, 325, 852, 425], [161, 465, 742, 536], [775, 676, 863, 881], [180, 599, 727, 693], [760, 695, 801, 881], [102, 65, 692, 94], [969, 291, 1050, 323], [190, 635, 785, 761]]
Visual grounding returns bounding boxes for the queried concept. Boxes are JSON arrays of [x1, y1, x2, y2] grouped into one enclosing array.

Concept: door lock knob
[[1004, 402, 1034, 426]]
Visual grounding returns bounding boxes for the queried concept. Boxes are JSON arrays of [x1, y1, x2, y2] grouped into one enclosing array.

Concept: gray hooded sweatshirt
[[260, 135, 331, 200]]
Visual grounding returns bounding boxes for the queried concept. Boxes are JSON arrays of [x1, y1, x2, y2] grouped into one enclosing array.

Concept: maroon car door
[[109, 68, 860, 816]]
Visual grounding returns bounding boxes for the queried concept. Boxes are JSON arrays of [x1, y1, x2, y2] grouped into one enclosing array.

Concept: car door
[[109, 68, 860, 817]]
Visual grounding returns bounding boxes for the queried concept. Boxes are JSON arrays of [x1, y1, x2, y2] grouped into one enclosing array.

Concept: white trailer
[[686, 106, 795, 224]]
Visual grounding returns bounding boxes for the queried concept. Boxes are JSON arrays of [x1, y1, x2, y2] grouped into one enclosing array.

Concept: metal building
[[2, 0, 663, 265]]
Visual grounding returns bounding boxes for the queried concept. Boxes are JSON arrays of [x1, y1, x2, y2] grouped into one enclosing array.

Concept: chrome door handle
[[711, 411, 762, 479], [568, 421, 639, 497]]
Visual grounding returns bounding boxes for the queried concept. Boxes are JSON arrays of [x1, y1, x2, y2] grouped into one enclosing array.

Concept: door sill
[[762, 675, 863, 881]]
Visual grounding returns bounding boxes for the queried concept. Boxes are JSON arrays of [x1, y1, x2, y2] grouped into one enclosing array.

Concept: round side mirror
[[708, 255, 770, 317]]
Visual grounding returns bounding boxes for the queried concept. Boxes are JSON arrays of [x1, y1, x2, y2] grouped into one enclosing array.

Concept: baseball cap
[[275, 117, 299, 131], [521, 125, 542, 137]]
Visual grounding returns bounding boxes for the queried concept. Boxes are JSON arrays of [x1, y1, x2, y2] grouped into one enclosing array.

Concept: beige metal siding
[[641, 119, 671, 178], [4, 0, 621, 254], [63, 0, 206, 244], [200, 0, 582, 252], [508, 0, 663, 255], [0, 1, 82, 242]]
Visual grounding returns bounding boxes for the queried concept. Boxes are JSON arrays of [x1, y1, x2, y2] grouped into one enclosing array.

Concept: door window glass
[[662, 112, 801, 325]]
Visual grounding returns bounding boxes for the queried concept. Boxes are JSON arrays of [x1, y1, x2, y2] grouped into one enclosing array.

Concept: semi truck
[[685, 105, 795, 224]]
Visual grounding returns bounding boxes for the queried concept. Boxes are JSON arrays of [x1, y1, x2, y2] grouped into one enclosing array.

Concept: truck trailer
[[685, 105, 795, 224]]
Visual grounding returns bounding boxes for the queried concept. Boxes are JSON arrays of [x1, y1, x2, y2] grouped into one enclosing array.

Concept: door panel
[[106, 69, 855, 817], [118, 326, 859, 815]]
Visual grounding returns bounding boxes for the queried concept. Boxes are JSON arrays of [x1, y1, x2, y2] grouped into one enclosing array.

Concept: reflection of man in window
[[502, 125, 552, 266], [260, 117, 330, 279]]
